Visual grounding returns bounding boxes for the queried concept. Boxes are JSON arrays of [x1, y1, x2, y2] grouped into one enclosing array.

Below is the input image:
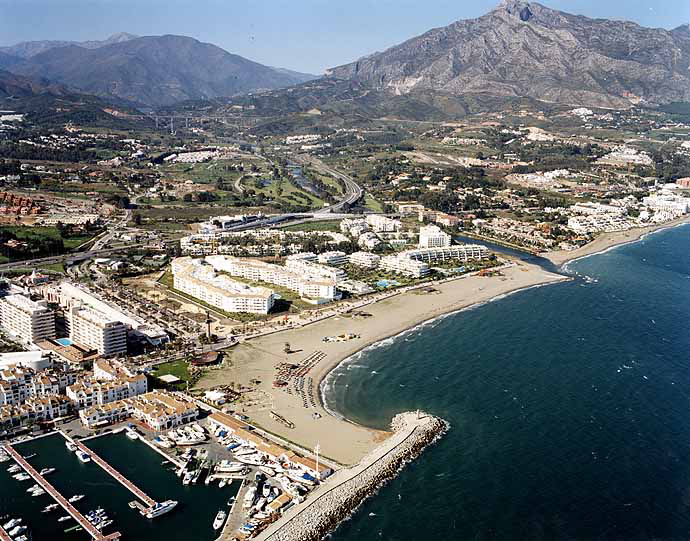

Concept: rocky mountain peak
[[498, 0, 534, 21]]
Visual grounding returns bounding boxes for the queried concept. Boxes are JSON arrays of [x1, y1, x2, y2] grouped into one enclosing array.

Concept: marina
[[0, 432, 237, 541], [3, 444, 122, 541]]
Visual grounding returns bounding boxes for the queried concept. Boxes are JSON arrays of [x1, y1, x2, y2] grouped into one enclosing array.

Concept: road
[[0, 243, 145, 272], [294, 156, 363, 214]]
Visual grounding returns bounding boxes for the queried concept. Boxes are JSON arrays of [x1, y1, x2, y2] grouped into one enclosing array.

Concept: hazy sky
[[1, 0, 688, 74]]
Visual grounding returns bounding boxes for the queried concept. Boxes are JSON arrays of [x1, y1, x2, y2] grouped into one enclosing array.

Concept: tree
[[133, 213, 142, 226], [284, 342, 291, 354]]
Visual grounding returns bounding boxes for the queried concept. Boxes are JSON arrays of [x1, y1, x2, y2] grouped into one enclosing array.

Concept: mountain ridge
[[326, 1, 690, 109], [5, 34, 317, 109]]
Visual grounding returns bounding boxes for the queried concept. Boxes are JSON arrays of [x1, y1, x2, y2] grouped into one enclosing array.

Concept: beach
[[544, 215, 690, 266], [195, 260, 567, 465]]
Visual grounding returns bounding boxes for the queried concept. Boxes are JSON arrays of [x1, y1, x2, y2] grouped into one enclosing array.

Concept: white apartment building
[[79, 390, 198, 430], [203, 255, 337, 303], [366, 215, 401, 233], [642, 193, 690, 216], [380, 255, 430, 278], [38, 283, 168, 347], [317, 251, 348, 266], [68, 306, 128, 357], [172, 257, 275, 314], [0, 295, 56, 344], [348, 251, 381, 269], [404, 245, 490, 264], [286, 252, 318, 263], [66, 372, 147, 409], [418, 225, 451, 249], [284, 258, 346, 283], [358, 232, 382, 250]]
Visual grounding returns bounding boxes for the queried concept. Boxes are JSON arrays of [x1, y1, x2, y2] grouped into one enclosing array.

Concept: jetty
[[3, 444, 122, 541], [73, 440, 157, 508]]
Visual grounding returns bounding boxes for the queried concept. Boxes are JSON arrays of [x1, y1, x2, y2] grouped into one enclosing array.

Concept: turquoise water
[[56, 338, 73, 346], [0, 433, 237, 540], [325, 224, 690, 540]]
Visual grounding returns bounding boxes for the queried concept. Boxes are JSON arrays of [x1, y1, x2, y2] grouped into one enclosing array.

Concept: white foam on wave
[[319, 279, 564, 419]]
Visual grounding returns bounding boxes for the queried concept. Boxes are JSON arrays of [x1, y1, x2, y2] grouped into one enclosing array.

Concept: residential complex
[[79, 390, 199, 430], [203, 255, 338, 303], [0, 294, 56, 344]]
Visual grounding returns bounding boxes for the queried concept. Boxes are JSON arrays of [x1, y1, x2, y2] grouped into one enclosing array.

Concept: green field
[[281, 220, 341, 232]]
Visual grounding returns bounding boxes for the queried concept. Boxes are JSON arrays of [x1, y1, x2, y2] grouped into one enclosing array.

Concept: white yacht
[[213, 510, 227, 530], [142, 500, 178, 519]]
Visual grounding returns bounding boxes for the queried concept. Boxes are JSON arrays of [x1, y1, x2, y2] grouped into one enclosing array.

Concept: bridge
[[73, 440, 156, 508], [3, 444, 121, 541]]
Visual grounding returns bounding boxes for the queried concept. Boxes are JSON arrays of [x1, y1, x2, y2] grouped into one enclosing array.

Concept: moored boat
[[213, 510, 227, 530]]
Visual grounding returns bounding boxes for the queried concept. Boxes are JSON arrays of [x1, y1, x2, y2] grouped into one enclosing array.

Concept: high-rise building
[[68, 306, 128, 357], [418, 225, 451, 248], [0, 295, 56, 344]]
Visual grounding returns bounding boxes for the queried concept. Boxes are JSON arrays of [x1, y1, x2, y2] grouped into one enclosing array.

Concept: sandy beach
[[544, 215, 690, 266], [195, 260, 567, 465]]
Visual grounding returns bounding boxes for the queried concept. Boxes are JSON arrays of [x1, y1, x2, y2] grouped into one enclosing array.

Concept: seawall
[[254, 411, 448, 541]]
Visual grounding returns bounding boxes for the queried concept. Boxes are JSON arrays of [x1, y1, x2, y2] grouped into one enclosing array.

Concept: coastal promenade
[[3, 444, 122, 541], [73, 440, 156, 508]]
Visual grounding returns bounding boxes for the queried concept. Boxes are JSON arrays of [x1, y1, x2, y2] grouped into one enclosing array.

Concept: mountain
[[7, 34, 316, 108], [0, 52, 20, 71], [0, 69, 68, 98], [0, 33, 138, 59], [326, 0, 690, 109]]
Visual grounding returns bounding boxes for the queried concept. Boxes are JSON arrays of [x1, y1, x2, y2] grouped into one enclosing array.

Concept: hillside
[[0, 33, 139, 59], [326, 1, 690, 109], [8, 34, 317, 108]]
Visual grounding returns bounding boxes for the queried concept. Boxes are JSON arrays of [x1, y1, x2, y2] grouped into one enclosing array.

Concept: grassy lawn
[[151, 360, 197, 390], [364, 192, 385, 212], [281, 220, 341, 232]]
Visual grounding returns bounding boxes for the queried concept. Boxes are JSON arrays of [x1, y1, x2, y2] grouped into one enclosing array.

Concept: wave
[[319, 279, 566, 420]]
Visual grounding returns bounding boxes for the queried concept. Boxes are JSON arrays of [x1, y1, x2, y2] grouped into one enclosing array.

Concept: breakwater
[[255, 411, 448, 541]]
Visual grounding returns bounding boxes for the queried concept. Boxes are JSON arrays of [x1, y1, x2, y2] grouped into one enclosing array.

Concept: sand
[[544, 215, 690, 266], [195, 260, 567, 465]]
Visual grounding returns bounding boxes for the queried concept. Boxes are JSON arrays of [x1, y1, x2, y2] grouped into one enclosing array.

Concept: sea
[[0, 432, 237, 540], [323, 223, 690, 540]]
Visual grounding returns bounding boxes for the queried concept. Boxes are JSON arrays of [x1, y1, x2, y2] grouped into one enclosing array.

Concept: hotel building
[[203, 255, 338, 303], [68, 306, 128, 356], [0, 294, 56, 344], [418, 225, 451, 249], [172, 257, 275, 314]]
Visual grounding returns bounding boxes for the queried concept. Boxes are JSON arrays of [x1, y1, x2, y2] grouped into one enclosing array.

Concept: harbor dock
[[3, 444, 122, 541], [0, 525, 13, 541], [73, 440, 157, 508]]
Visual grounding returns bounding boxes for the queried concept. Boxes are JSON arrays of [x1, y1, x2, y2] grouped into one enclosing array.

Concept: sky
[[0, 0, 689, 74]]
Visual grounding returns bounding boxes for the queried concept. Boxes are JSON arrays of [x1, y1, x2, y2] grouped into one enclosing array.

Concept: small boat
[[27, 483, 40, 492], [213, 510, 227, 530], [15, 536, 28, 541], [30, 488, 46, 496], [58, 516, 71, 522], [68, 495, 85, 503], [182, 470, 194, 485], [40, 467, 55, 475], [13, 473, 30, 481], [22, 454, 36, 460], [227, 496, 235, 507], [8, 525, 26, 536], [2, 518, 21, 530], [76, 451, 91, 463], [7, 464, 20, 473], [42, 504, 59, 513], [242, 487, 257, 509], [262, 483, 271, 498], [218, 478, 227, 488], [259, 466, 276, 477], [65, 441, 77, 452], [125, 427, 138, 441]]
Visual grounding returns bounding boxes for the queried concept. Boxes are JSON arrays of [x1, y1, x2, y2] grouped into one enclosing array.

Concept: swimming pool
[[55, 338, 73, 346]]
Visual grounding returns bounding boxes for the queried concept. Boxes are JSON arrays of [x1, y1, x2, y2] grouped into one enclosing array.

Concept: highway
[[294, 157, 364, 214], [0, 244, 145, 272]]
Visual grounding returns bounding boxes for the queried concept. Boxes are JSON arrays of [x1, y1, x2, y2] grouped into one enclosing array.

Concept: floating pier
[[3, 444, 122, 541], [73, 440, 157, 508]]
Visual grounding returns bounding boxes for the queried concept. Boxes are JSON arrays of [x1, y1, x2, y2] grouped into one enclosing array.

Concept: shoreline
[[543, 215, 690, 266], [195, 259, 568, 465]]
